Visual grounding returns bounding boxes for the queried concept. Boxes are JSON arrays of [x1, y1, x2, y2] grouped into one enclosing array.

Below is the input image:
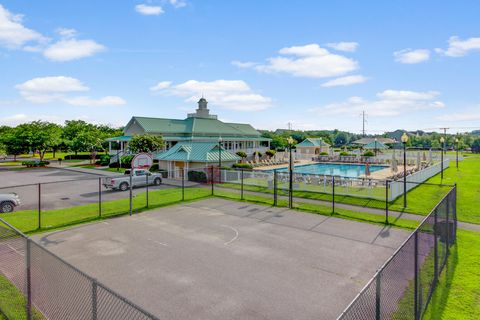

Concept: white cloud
[[310, 89, 445, 117], [0, 4, 45, 49], [326, 42, 359, 52], [150, 81, 172, 91], [231, 60, 258, 69], [152, 79, 272, 111], [238, 44, 358, 78], [394, 49, 430, 64], [435, 36, 480, 57], [16, 76, 89, 93], [15, 76, 125, 106], [43, 38, 105, 61], [168, 0, 187, 8], [321, 75, 368, 87], [135, 4, 164, 15], [56, 28, 77, 38]]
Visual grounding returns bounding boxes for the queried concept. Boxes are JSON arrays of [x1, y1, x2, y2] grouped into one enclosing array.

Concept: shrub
[[363, 151, 375, 157], [266, 150, 276, 158], [253, 151, 262, 158], [120, 155, 134, 168], [319, 152, 329, 155], [188, 170, 207, 183], [64, 154, 100, 160], [236, 151, 247, 158], [149, 163, 159, 172], [232, 163, 253, 169], [339, 151, 349, 156], [99, 154, 111, 166], [22, 160, 50, 167]]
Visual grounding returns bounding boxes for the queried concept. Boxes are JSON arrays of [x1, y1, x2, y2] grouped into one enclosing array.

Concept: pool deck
[[253, 160, 416, 180]]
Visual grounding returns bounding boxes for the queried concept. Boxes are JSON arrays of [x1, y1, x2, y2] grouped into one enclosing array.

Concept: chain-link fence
[[0, 218, 160, 320], [337, 185, 457, 320]]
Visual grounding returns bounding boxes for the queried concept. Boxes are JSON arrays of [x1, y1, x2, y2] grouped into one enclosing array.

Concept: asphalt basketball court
[[33, 198, 410, 320]]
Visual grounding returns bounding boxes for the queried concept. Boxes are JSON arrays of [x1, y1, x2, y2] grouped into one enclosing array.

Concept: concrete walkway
[[215, 186, 480, 232]]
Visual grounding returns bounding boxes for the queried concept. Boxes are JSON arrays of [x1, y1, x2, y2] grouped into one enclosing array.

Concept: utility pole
[[287, 122, 292, 131], [361, 110, 367, 137]]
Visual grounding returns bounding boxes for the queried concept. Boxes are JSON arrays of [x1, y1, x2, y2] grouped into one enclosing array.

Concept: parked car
[[0, 193, 21, 213], [103, 169, 162, 191]]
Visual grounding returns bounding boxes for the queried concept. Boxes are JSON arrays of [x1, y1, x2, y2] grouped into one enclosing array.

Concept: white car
[[0, 193, 21, 213], [103, 169, 162, 191]]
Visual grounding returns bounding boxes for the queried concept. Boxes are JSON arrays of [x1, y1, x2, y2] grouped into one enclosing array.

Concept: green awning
[[155, 141, 240, 163]]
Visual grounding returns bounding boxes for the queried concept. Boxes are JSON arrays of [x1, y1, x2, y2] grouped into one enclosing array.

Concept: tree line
[[0, 120, 122, 160], [261, 129, 480, 152]]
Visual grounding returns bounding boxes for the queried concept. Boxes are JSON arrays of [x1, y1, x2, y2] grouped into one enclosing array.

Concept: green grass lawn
[[2, 187, 211, 234], [424, 230, 480, 320], [221, 154, 480, 224], [0, 274, 44, 319]]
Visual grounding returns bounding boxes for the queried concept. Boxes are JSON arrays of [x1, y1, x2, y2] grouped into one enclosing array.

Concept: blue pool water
[[274, 163, 387, 178]]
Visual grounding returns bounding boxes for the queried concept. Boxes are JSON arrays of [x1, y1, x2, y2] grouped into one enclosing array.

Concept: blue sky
[[1, 1, 480, 134]]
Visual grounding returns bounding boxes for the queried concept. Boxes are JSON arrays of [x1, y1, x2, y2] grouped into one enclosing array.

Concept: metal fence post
[[38, 183, 41, 230], [146, 174, 149, 208], [375, 272, 381, 320], [446, 193, 450, 258], [98, 177, 102, 218], [273, 170, 277, 206], [26, 238, 32, 320], [414, 232, 419, 320], [211, 166, 214, 196], [182, 169, 185, 201], [385, 180, 389, 224], [433, 210, 439, 288], [288, 168, 293, 209], [91, 280, 98, 320], [241, 169, 244, 201], [129, 173, 133, 216], [332, 176, 335, 214]]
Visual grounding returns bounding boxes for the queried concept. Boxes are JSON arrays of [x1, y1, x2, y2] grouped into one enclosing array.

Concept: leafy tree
[[17, 121, 62, 160], [128, 134, 164, 154], [0, 127, 28, 161], [334, 132, 348, 146], [63, 120, 94, 155], [472, 139, 480, 153]]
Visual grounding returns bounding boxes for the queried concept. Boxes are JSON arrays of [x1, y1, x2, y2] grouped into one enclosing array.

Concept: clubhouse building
[[108, 98, 271, 172]]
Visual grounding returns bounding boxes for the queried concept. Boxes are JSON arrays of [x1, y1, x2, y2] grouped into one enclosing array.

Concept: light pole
[[440, 137, 445, 180], [401, 133, 409, 208], [116, 140, 121, 171], [455, 137, 459, 169], [287, 136, 294, 208]]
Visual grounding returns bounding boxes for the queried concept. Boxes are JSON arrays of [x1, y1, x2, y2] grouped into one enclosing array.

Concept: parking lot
[[0, 168, 190, 211], [33, 198, 410, 320]]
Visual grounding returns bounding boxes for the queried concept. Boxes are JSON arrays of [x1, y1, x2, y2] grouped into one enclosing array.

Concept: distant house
[[295, 138, 331, 155], [107, 98, 271, 170]]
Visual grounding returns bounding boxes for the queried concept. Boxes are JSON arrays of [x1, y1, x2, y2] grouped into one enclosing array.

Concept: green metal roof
[[363, 140, 389, 149], [154, 142, 241, 163], [127, 116, 262, 138], [296, 138, 330, 147]]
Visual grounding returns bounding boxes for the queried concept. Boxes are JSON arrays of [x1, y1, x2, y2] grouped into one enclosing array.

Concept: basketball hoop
[[131, 153, 153, 169]]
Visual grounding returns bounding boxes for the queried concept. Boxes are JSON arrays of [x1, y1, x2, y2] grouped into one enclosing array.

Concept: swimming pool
[[274, 163, 388, 178]]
